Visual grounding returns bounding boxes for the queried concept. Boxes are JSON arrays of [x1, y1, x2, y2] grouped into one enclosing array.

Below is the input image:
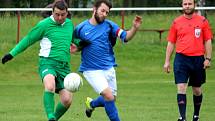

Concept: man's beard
[[94, 11, 104, 24], [183, 8, 195, 15]]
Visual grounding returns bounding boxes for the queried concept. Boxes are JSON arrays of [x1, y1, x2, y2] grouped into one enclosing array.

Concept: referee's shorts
[[173, 53, 206, 87]]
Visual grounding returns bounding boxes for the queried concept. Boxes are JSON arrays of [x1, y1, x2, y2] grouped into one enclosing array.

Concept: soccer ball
[[64, 73, 83, 92]]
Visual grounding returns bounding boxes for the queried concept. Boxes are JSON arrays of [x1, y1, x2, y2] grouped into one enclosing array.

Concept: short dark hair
[[182, 0, 196, 4], [52, 1, 68, 12], [94, 0, 112, 9]]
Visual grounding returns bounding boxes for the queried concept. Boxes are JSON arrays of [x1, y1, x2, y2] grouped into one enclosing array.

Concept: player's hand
[[163, 62, 171, 73], [133, 15, 142, 29], [70, 43, 78, 54], [2, 53, 13, 64], [203, 59, 211, 69]]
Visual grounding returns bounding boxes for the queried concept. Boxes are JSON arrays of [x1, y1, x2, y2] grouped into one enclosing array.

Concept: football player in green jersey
[[2, 1, 79, 121]]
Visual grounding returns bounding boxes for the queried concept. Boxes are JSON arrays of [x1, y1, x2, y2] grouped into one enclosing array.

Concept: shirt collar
[[50, 15, 65, 26], [183, 13, 197, 20]]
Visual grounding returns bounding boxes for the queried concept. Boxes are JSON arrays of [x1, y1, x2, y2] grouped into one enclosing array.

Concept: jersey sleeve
[[167, 21, 177, 43], [107, 20, 127, 42], [74, 21, 85, 39], [74, 25, 80, 38], [202, 19, 213, 41], [72, 32, 81, 46], [10, 21, 45, 57], [73, 21, 91, 49]]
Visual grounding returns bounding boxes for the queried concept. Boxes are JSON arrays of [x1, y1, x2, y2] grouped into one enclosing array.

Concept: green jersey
[[10, 16, 75, 62]]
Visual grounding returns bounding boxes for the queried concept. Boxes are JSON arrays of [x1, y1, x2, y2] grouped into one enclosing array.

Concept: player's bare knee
[[101, 88, 114, 101], [44, 83, 55, 92], [43, 74, 55, 92], [59, 90, 72, 107], [104, 94, 114, 101], [177, 83, 187, 94], [192, 87, 202, 96], [44, 85, 55, 92], [62, 98, 72, 107], [60, 94, 72, 107]]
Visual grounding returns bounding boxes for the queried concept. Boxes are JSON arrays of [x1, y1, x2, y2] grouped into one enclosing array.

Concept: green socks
[[54, 102, 69, 120], [43, 91, 69, 120], [43, 91, 55, 120]]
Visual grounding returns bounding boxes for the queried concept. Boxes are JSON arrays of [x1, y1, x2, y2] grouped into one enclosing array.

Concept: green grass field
[[0, 12, 215, 121]]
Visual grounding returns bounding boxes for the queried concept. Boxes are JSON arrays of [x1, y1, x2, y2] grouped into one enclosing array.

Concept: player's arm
[[70, 26, 80, 54], [164, 21, 177, 73], [72, 36, 91, 51], [70, 37, 82, 53], [73, 24, 91, 50], [1, 22, 45, 64], [125, 15, 142, 41], [164, 41, 175, 73], [203, 39, 212, 69], [202, 19, 213, 69]]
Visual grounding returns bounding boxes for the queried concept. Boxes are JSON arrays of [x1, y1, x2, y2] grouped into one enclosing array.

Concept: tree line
[[0, 0, 214, 8]]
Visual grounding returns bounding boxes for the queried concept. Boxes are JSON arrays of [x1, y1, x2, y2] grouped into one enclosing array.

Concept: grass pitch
[[0, 12, 215, 121]]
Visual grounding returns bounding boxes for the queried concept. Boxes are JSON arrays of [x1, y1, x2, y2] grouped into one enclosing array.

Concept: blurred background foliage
[[0, 0, 214, 8]]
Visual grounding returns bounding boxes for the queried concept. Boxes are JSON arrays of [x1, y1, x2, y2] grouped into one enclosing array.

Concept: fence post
[[16, 11, 20, 43], [121, 10, 125, 29]]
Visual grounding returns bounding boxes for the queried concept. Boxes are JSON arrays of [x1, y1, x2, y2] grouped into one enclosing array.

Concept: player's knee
[[60, 91, 72, 107], [43, 74, 55, 92], [177, 83, 187, 94], [192, 87, 202, 96], [101, 88, 114, 101], [45, 85, 55, 92], [62, 96, 72, 107]]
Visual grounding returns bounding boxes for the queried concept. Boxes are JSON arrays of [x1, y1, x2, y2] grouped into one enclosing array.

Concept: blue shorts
[[173, 53, 206, 87]]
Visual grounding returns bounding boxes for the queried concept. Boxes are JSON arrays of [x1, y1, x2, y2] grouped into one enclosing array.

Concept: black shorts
[[173, 53, 206, 87]]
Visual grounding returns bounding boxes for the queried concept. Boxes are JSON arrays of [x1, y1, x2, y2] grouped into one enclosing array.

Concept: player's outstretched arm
[[1, 53, 13, 64], [125, 15, 142, 41]]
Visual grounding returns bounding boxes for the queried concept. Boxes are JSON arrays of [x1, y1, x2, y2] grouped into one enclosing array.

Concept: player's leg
[[176, 83, 188, 121], [39, 58, 59, 121], [90, 95, 105, 107], [192, 87, 202, 121], [43, 74, 56, 120], [85, 95, 105, 118], [83, 70, 109, 109], [83, 68, 120, 121], [102, 87, 120, 121], [54, 89, 72, 120], [174, 53, 190, 121], [83, 70, 107, 117], [87, 67, 117, 109], [54, 63, 72, 120], [190, 56, 205, 121], [101, 67, 120, 121]]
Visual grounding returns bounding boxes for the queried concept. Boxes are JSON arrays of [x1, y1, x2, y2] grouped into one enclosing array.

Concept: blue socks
[[91, 96, 120, 121], [104, 100, 120, 121], [91, 96, 105, 108]]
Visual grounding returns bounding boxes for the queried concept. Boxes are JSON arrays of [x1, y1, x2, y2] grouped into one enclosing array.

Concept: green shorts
[[38, 57, 71, 93]]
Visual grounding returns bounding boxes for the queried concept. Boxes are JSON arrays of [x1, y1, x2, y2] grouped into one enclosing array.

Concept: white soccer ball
[[64, 73, 83, 92]]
